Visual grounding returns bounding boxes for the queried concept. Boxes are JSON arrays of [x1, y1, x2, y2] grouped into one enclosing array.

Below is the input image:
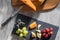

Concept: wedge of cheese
[[29, 21, 37, 29], [21, 0, 36, 11], [38, 0, 45, 5]]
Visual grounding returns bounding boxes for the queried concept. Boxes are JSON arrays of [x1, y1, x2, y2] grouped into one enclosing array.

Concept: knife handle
[[1, 17, 12, 28]]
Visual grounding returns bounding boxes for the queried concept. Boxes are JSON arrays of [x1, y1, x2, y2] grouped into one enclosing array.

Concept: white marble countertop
[[0, 0, 60, 40]]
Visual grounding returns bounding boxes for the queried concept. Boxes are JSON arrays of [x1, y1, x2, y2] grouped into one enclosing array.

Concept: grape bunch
[[16, 27, 28, 37], [42, 27, 53, 39]]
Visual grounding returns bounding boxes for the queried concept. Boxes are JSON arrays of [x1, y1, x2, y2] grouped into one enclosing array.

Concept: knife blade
[[1, 6, 23, 28]]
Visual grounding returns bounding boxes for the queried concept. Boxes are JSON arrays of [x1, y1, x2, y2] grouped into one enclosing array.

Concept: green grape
[[16, 28, 23, 34], [22, 27, 26, 31], [18, 28, 23, 33], [18, 29, 21, 32], [16, 30, 20, 34], [20, 30, 23, 33], [23, 33, 26, 37], [23, 31, 28, 37], [16, 29, 20, 34], [19, 33, 23, 37]]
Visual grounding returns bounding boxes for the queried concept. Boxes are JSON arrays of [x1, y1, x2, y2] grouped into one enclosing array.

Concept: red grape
[[49, 31, 53, 35], [45, 28, 50, 32], [49, 27, 53, 31], [42, 29, 46, 33], [42, 33, 46, 36], [45, 34, 49, 38]]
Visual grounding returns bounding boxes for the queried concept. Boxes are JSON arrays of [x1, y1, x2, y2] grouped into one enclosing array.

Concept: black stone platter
[[12, 14, 59, 40]]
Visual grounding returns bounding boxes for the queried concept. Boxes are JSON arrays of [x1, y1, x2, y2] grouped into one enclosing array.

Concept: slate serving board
[[12, 14, 59, 40]]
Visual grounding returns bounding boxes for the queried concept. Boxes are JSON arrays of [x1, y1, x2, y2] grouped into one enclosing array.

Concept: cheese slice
[[21, 0, 36, 11]]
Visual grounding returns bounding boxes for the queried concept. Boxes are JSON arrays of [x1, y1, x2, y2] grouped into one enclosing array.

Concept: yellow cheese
[[21, 0, 36, 11]]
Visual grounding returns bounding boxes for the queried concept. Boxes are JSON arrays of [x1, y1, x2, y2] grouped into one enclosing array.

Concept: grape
[[20, 30, 23, 33], [17, 29, 23, 33], [16, 30, 20, 34], [45, 28, 50, 32], [42, 29, 46, 33], [49, 31, 53, 35], [16, 29, 23, 34], [19, 33, 23, 37], [49, 27, 53, 31], [23, 33, 26, 37], [22, 27, 26, 31], [23, 31, 28, 37], [45, 34, 49, 38], [16, 29, 20, 34], [18, 29, 21, 32]]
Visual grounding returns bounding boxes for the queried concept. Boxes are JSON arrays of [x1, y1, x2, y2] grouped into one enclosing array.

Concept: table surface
[[0, 1, 60, 40]]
